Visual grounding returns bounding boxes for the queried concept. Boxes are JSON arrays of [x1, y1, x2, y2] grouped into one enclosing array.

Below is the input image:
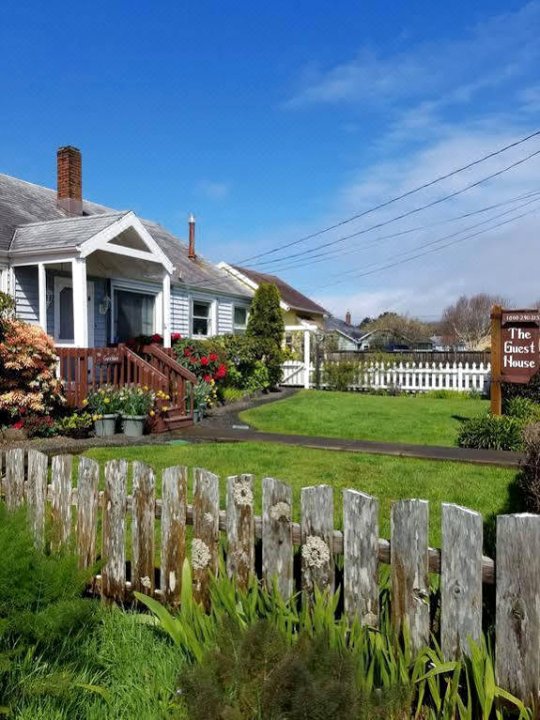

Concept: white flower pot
[[94, 414, 118, 437], [122, 414, 146, 437]]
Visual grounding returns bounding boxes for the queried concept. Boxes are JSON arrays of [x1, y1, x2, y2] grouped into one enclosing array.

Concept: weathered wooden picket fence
[[0, 448, 538, 703], [282, 359, 491, 392]]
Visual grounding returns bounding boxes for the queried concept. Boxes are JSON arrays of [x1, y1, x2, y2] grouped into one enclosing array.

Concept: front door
[[113, 289, 155, 342], [54, 277, 95, 346]]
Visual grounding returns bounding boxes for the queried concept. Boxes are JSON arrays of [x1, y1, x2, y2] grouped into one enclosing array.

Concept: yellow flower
[[82, 398, 88, 406], [149, 410, 155, 417], [104, 397, 110, 404], [143, 385, 149, 391], [162, 406, 169, 412]]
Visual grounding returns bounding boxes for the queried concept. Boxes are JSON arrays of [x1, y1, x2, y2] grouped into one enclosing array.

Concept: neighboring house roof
[[0, 173, 250, 297], [324, 316, 365, 343], [221, 263, 328, 316]]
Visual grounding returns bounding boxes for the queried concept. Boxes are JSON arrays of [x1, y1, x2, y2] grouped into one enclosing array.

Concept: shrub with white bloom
[[302, 535, 330, 569], [233, 477, 253, 507], [192, 539, 211, 570]]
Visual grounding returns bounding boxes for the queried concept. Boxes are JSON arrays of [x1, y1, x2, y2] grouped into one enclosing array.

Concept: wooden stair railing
[[56, 345, 169, 408], [140, 344, 197, 419]]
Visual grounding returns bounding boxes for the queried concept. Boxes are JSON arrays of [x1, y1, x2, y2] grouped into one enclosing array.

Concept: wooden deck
[[56, 343, 197, 432]]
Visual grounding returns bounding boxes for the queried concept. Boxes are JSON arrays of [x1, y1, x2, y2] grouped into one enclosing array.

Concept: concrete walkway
[[182, 424, 523, 468]]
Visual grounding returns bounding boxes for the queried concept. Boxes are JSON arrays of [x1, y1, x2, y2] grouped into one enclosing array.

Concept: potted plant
[[84, 387, 120, 437], [117, 386, 155, 437]]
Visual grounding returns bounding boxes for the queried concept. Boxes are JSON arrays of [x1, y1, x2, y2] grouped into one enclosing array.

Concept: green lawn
[[240, 390, 488, 446], [85, 441, 516, 547]]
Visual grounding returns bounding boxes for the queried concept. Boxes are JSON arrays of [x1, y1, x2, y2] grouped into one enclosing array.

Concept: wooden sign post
[[491, 306, 540, 415]]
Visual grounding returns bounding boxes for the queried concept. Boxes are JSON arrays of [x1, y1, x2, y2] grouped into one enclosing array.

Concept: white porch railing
[[281, 360, 491, 393]]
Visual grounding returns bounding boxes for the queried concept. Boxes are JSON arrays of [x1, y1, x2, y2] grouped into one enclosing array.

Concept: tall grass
[[136, 562, 531, 719]]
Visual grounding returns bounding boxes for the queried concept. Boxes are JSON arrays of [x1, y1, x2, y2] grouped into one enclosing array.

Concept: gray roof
[[0, 173, 250, 297], [325, 316, 366, 342], [10, 212, 128, 253]]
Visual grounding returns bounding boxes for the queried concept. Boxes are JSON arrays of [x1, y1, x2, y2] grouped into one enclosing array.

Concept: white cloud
[[196, 180, 231, 200], [286, 2, 540, 110]]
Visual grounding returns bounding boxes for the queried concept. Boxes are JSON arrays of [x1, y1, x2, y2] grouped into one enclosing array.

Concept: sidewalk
[[181, 424, 523, 468]]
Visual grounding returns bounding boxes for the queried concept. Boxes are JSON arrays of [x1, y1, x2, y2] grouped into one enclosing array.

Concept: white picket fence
[[281, 360, 491, 393]]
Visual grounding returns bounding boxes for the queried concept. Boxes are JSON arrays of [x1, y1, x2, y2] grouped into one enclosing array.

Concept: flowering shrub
[[173, 338, 228, 387], [125, 332, 182, 350], [0, 316, 65, 423], [20, 414, 57, 439]]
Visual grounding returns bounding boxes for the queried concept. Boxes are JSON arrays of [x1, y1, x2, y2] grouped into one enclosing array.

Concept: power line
[[312, 200, 540, 291], [323, 194, 540, 283], [237, 129, 540, 264], [251, 146, 540, 269], [263, 189, 540, 274]]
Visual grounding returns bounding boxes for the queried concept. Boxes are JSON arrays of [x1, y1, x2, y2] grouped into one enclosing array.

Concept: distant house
[[0, 146, 252, 349], [324, 314, 366, 351], [218, 263, 328, 336], [358, 329, 434, 352]]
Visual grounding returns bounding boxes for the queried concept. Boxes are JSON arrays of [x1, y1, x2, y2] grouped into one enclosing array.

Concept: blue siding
[[15, 266, 39, 324]]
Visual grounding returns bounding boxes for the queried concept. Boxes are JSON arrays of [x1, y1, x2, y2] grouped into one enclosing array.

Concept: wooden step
[[164, 414, 194, 430]]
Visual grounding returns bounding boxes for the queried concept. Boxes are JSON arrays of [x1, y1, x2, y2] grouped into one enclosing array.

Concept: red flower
[[203, 374, 212, 383], [209, 353, 218, 362], [171, 332, 182, 342], [183, 348, 192, 357], [13, 420, 24, 430], [215, 363, 228, 379], [151, 333, 163, 343], [200, 356, 209, 366]]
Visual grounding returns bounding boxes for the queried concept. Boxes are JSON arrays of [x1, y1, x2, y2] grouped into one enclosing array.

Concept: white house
[[0, 146, 252, 349]]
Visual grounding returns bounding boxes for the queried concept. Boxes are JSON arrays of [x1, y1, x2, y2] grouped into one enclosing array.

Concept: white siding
[[14, 266, 39, 324], [217, 298, 233, 335], [171, 288, 190, 336]]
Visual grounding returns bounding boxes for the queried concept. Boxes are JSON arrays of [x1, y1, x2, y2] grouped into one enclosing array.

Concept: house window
[[233, 306, 248, 334], [113, 289, 155, 342], [192, 300, 212, 336]]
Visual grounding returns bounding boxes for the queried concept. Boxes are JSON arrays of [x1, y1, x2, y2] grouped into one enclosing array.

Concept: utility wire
[[251, 147, 540, 269], [264, 189, 540, 274], [320, 194, 540, 283], [312, 201, 540, 291], [237, 129, 540, 264]]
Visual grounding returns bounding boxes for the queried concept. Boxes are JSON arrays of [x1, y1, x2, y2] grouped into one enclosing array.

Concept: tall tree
[[440, 294, 506, 350], [246, 282, 284, 388]]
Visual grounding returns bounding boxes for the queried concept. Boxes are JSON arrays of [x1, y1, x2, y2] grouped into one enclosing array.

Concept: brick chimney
[[57, 146, 82, 215], [188, 214, 196, 259], [345, 310, 352, 325]]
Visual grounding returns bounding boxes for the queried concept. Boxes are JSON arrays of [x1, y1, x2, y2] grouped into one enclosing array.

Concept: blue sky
[[1, 0, 540, 319]]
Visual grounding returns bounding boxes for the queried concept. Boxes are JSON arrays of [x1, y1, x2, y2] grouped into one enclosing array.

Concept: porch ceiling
[[86, 249, 168, 282]]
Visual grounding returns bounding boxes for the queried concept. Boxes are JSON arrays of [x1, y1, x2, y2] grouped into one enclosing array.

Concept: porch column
[[37, 263, 47, 332], [162, 272, 171, 348], [72, 258, 88, 347], [303, 329, 311, 389]]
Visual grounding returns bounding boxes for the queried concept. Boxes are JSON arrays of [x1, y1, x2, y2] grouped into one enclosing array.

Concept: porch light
[[46, 287, 54, 308], [99, 294, 111, 315]]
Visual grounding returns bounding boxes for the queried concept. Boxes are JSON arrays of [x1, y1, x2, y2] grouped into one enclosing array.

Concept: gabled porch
[[10, 211, 196, 431]]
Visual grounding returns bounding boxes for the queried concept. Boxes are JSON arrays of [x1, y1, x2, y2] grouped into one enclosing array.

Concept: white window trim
[[53, 276, 95, 347], [110, 280, 159, 343], [233, 304, 249, 334], [190, 296, 216, 338]]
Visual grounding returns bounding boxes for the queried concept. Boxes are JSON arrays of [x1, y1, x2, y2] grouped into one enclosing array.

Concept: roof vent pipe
[[188, 213, 196, 259]]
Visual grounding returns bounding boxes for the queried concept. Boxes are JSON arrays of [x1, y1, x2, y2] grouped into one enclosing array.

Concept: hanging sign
[[500, 310, 540, 384]]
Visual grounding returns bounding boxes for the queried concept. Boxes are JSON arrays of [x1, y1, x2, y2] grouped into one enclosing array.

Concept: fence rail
[[282, 360, 491, 392], [1, 449, 539, 702]]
